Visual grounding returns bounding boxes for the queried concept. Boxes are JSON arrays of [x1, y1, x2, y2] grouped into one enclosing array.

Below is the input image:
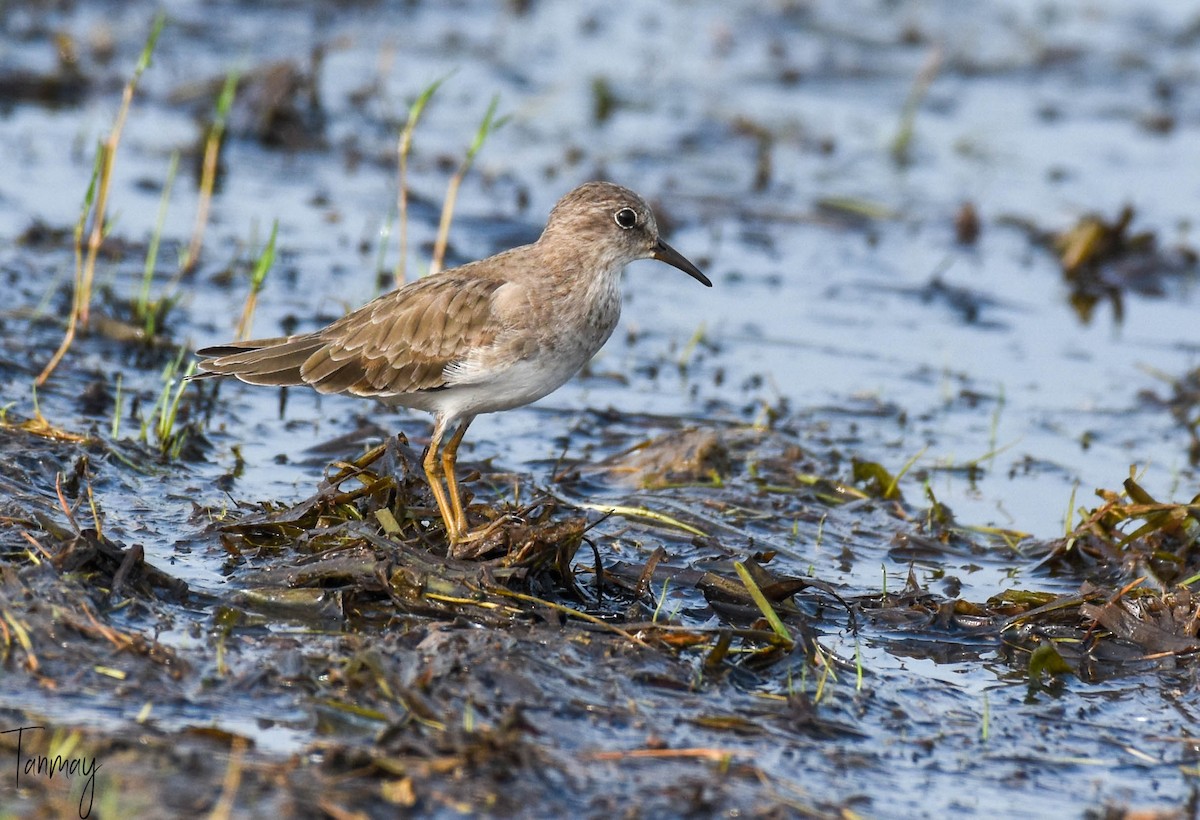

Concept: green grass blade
[[733, 561, 793, 646]]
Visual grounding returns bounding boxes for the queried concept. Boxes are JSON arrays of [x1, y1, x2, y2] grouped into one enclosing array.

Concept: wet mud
[[2, 1, 1200, 817]]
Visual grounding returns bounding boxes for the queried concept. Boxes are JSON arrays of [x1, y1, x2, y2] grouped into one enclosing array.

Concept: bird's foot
[[446, 514, 518, 559]]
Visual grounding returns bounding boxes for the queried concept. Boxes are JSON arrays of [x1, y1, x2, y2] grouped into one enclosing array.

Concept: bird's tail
[[191, 336, 324, 387]]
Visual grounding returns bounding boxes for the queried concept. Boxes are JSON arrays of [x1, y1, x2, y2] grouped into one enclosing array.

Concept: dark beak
[[652, 239, 712, 287]]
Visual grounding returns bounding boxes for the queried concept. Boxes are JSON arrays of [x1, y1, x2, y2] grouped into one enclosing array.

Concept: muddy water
[[1, 0, 1198, 816]]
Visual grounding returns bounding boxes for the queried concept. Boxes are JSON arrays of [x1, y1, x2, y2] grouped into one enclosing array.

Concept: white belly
[[391, 327, 614, 421], [391, 272, 622, 422]]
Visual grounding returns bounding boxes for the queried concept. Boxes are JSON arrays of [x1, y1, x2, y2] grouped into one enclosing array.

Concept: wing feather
[[193, 272, 510, 398]]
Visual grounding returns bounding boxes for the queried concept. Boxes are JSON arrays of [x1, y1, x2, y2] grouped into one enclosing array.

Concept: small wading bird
[[194, 181, 711, 544]]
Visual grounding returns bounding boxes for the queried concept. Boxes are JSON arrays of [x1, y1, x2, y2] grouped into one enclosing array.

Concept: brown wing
[[192, 335, 323, 385], [194, 274, 505, 397]]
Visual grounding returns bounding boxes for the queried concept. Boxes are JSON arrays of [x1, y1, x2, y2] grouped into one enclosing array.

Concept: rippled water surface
[[1, 1, 1198, 815]]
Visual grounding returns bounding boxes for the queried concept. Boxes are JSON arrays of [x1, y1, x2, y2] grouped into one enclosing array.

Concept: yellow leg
[[421, 417, 461, 542], [441, 416, 474, 538]]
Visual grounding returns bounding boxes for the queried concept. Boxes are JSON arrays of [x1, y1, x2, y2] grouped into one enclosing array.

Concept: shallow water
[[2, 0, 1199, 815]]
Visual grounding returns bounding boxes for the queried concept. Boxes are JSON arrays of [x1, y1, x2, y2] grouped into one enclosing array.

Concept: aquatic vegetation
[[37, 12, 165, 386], [134, 151, 181, 337], [393, 73, 452, 286], [138, 351, 196, 459], [181, 68, 240, 277], [2, 1, 1200, 815], [233, 220, 278, 341], [429, 94, 508, 274]]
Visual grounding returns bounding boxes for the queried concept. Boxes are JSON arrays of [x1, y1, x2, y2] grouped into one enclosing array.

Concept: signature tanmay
[[2, 725, 100, 819]]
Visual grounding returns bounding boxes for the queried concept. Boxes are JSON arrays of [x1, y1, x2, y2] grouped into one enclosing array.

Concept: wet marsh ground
[[2, 0, 1200, 816]]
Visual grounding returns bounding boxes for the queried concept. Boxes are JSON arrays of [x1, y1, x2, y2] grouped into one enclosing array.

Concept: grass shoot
[[890, 45, 941, 167], [181, 67, 240, 277], [111, 373, 124, 440], [37, 11, 165, 387], [139, 351, 196, 459], [135, 150, 181, 335], [733, 560, 794, 647], [394, 73, 451, 286], [235, 219, 279, 340], [429, 94, 508, 275]]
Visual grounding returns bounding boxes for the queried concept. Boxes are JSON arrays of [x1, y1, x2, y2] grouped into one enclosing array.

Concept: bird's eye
[[614, 207, 638, 229]]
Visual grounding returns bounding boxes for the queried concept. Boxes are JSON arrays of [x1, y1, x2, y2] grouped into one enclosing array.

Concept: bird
[[194, 181, 711, 544]]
